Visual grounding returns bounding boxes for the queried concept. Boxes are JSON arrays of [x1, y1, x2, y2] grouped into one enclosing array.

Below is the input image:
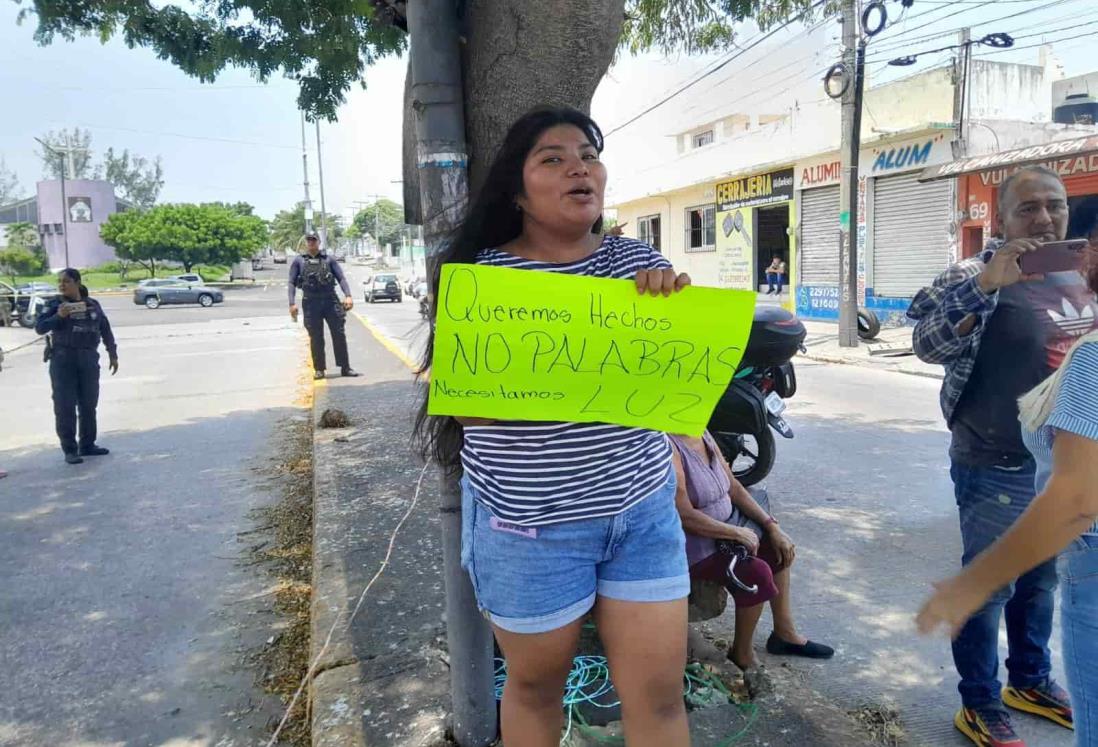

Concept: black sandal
[[766, 632, 835, 659]]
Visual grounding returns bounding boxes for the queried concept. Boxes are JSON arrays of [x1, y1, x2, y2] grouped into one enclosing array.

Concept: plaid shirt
[[907, 240, 1002, 425]]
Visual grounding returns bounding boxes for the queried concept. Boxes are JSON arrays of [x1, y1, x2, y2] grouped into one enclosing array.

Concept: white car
[[362, 273, 403, 303]]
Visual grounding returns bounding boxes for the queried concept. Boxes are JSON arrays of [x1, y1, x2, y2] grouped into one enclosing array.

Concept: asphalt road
[[0, 281, 311, 747], [351, 296, 1074, 747]]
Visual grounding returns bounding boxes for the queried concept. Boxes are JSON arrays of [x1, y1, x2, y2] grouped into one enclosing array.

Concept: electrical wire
[[493, 657, 759, 746], [264, 462, 430, 747], [973, 28, 1098, 55], [1008, 17, 1098, 41], [604, 0, 828, 137], [65, 122, 302, 150], [865, 0, 1087, 59]]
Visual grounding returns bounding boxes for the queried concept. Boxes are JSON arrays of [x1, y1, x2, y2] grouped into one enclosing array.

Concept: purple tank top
[[669, 433, 734, 567]]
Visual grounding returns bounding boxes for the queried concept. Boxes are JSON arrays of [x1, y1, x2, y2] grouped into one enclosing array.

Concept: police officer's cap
[[305, 231, 319, 240]]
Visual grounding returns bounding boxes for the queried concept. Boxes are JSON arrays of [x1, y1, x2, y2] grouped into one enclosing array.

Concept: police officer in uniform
[[288, 232, 359, 380], [35, 268, 118, 465]]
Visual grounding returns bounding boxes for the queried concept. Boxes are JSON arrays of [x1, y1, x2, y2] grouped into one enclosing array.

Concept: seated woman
[[670, 431, 834, 670]]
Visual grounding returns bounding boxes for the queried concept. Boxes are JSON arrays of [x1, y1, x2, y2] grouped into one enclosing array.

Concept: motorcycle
[[17, 292, 52, 329], [707, 306, 806, 487], [419, 293, 431, 321]]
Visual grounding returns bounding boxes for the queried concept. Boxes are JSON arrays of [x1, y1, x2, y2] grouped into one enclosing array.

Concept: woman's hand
[[767, 526, 796, 569], [726, 526, 760, 555], [916, 575, 992, 638], [57, 303, 72, 319], [635, 268, 691, 297]]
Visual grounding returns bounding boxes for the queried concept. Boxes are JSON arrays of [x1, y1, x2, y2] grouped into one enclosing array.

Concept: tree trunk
[[461, 0, 626, 192]]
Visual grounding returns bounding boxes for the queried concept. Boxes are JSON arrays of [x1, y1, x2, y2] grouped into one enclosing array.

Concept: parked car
[[17, 282, 55, 296], [169, 274, 205, 284], [133, 280, 223, 309], [412, 281, 429, 300], [363, 273, 403, 303], [2, 282, 53, 327]]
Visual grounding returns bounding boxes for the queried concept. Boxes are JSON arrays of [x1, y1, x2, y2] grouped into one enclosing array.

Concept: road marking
[[350, 311, 418, 372]]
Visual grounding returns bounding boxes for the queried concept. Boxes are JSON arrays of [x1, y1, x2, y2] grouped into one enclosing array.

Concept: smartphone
[[66, 301, 87, 314], [1019, 239, 1088, 275]]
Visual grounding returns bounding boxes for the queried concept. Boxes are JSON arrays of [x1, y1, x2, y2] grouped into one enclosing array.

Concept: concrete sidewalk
[[799, 320, 943, 380], [307, 324, 883, 747]]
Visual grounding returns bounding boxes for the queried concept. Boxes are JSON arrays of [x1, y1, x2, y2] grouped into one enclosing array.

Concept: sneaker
[[340, 367, 360, 377], [1003, 681, 1073, 730], [64, 453, 84, 465], [314, 370, 325, 380], [955, 707, 1026, 747], [79, 445, 110, 456]]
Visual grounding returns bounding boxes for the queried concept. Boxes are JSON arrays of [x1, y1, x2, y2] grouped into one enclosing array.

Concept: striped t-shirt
[[1022, 341, 1098, 538], [461, 235, 675, 526]]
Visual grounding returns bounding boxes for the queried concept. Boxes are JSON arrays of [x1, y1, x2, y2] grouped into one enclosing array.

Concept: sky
[[1, 1, 1095, 222]]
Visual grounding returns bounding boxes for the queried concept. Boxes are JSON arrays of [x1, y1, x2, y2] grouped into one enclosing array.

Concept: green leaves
[[269, 202, 342, 253], [100, 203, 267, 273], [18, 0, 406, 121], [101, 148, 164, 209], [0, 247, 42, 283], [352, 198, 403, 249], [621, 0, 834, 56]]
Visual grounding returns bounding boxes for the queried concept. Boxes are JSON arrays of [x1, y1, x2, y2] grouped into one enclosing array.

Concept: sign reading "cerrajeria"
[[716, 168, 794, 211], [427, 265, 756, 435]]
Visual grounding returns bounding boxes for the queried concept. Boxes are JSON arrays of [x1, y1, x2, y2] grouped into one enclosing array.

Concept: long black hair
[[412, 106, 606, 472], [59, 267, 89, 299]]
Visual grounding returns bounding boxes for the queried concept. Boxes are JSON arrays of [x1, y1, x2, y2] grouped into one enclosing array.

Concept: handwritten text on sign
[[427, 265, 756, 435]]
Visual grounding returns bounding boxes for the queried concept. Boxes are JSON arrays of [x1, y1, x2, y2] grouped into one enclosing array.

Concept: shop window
[[637, 214, 661, 252], [684, 205, 716, 252]]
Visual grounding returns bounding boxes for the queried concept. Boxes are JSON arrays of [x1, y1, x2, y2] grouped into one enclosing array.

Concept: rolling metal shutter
[[798, 185, 840, 285], [872, 172, 952, 297]]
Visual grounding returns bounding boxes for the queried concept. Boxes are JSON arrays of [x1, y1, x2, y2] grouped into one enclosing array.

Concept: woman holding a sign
[[416, 107, 694, 746]]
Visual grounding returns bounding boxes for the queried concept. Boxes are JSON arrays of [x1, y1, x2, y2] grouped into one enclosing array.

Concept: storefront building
[[921, 134, 1098, 257], [793, 130, 955, 322], [714, 166, 796, 301]]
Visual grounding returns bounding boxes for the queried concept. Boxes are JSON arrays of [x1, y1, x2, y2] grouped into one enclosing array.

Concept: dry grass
[[249, 416, 314, 747], [849, 703, 906, 747]]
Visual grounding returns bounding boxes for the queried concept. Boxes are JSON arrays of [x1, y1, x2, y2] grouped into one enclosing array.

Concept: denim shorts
[[460, 469, 690, 634]]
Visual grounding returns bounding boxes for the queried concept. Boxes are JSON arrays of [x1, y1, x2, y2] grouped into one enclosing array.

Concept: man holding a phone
[[909, 165, 1096, 746]]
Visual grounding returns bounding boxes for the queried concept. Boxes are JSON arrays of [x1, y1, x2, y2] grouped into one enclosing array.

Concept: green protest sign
[[427, 265, 756, 435]]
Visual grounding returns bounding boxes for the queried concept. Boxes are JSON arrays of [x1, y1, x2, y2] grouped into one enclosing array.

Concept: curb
[[800, 351, 944, 381]]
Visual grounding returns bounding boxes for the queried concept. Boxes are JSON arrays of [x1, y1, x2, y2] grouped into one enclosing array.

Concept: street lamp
[[33, 137, 77, 268]]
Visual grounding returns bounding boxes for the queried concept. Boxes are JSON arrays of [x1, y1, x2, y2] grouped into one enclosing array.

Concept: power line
[[866, 0, 1086, 57], [973, 28, 1098, 55], [1007, 16, 1098, 41], [604, 0, 828, 137], [66, 122, 303, 150], [682, 13, 836, 102]]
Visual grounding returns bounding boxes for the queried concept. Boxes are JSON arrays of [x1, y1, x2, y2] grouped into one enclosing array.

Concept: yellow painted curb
[[350, 311, 418, 372]]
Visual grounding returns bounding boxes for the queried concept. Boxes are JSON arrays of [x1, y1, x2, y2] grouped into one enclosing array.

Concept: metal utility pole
[[837, 0, 866, 348], [406, 1, 496, 745], [300, 112, 314, 237], [953, 28, 973, 158], [314, 120, 329, 247], [34, 137, 72, 268], [63, 132, 77, 182]]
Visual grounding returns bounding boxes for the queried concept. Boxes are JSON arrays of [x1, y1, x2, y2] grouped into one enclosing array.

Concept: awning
[[919, 134, 1098, 181]]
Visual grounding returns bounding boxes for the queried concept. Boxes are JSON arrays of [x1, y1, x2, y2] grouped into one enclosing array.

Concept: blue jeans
[[766, 273, 783, 293], [1058, 534, 1098, 745], [950, 461, 1058, 708]]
